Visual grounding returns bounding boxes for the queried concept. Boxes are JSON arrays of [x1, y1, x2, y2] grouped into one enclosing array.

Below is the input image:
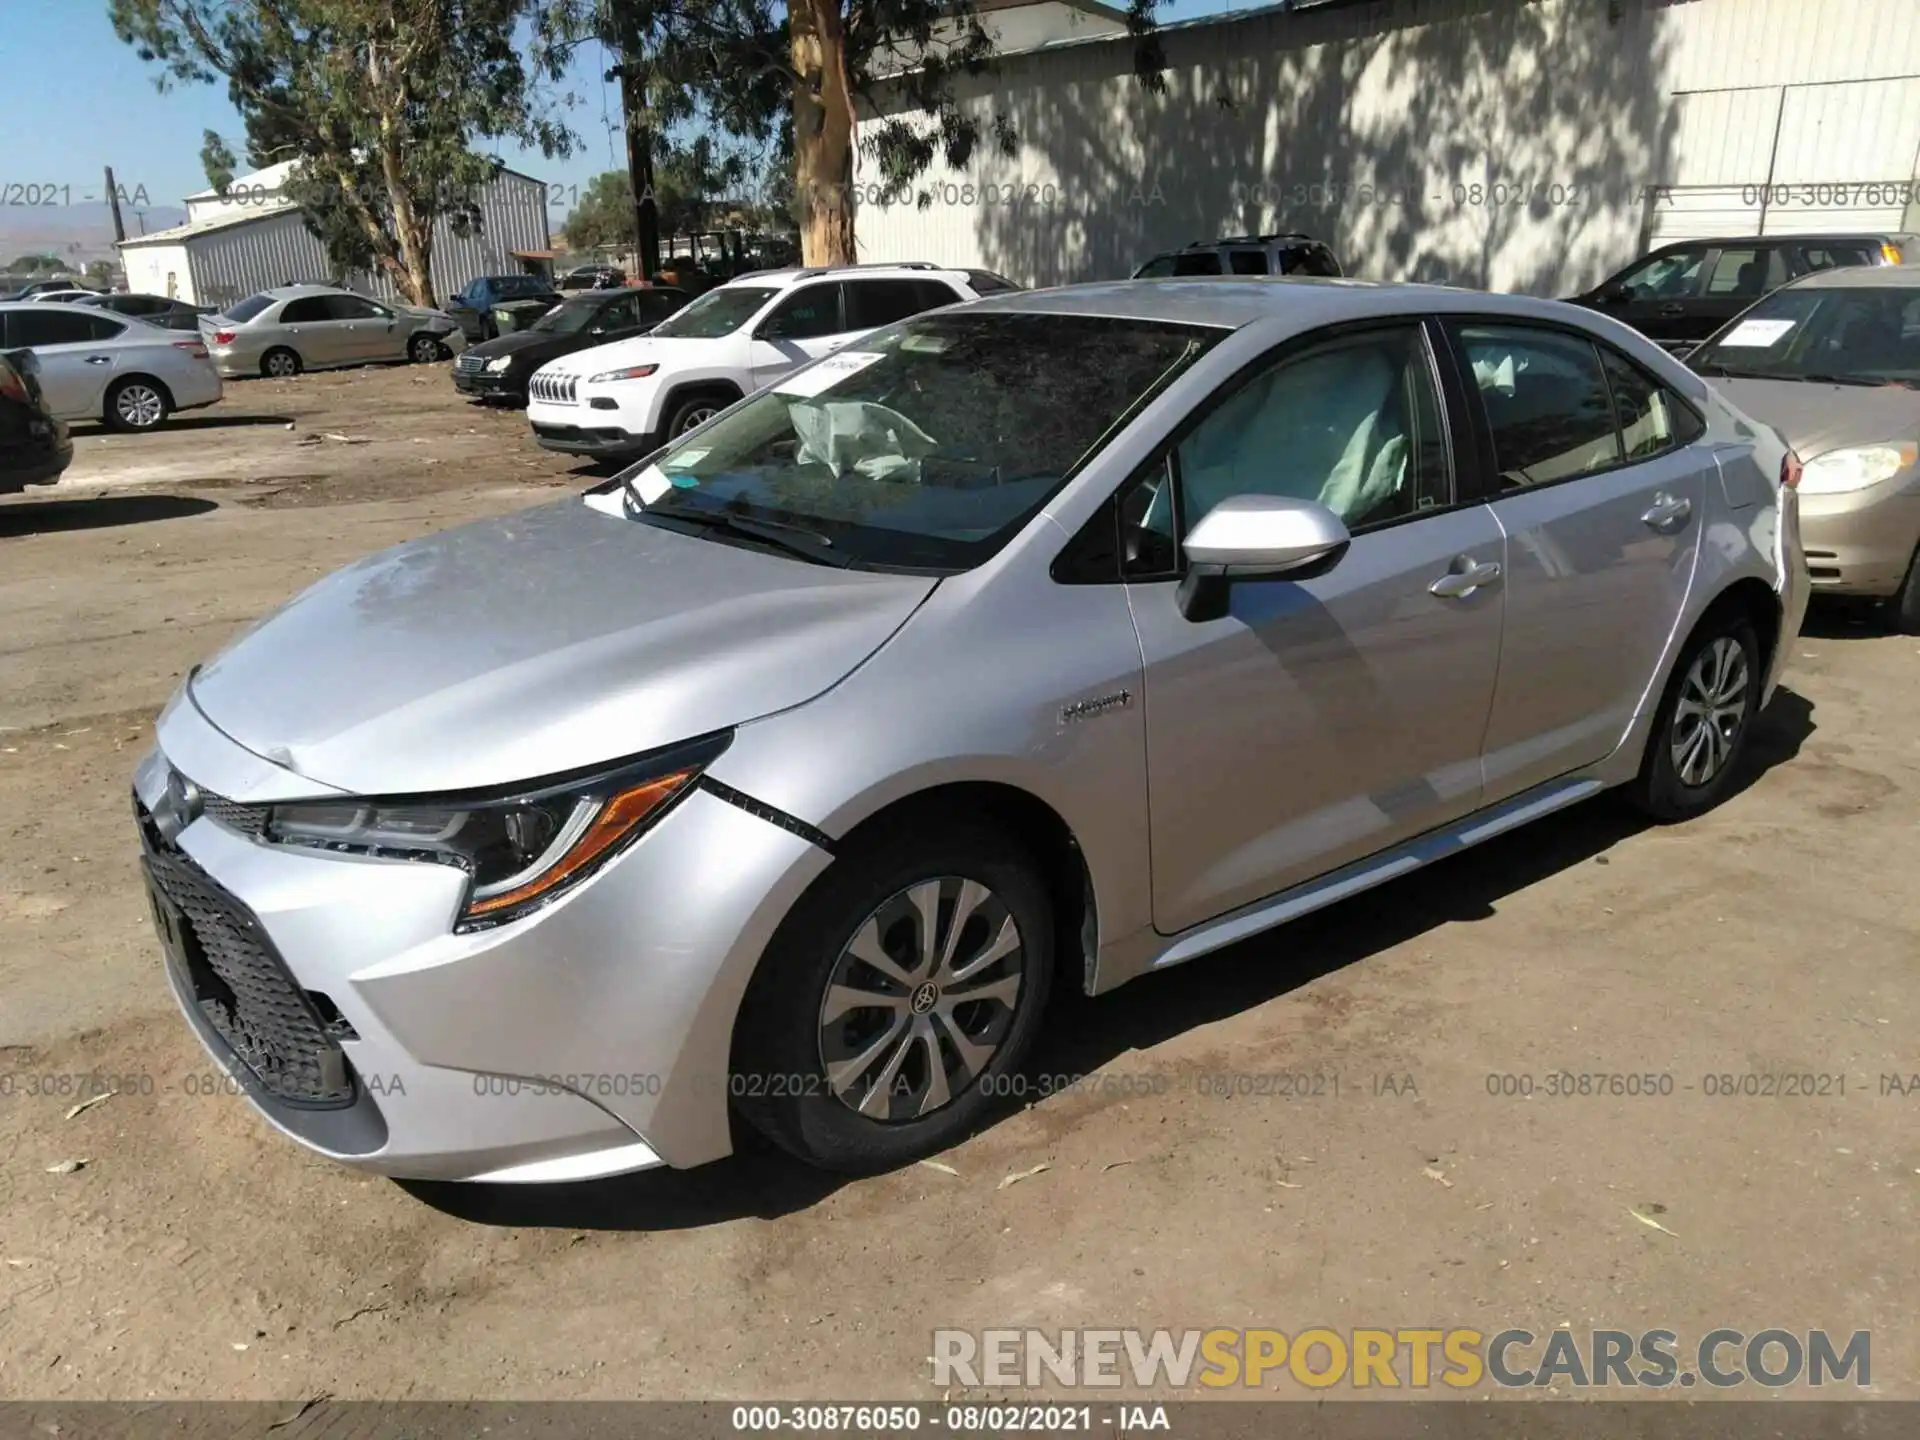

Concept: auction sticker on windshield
[[1717, 318, 1797, 347], [774, 351, 886, 398]]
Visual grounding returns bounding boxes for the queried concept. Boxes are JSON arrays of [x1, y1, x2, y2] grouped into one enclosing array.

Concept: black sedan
[[451, 286, 688, 403], [0, 348, 72, 495], [77, 292, 215, 332]]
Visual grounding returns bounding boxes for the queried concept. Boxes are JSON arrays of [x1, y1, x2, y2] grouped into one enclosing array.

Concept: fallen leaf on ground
[[1628, 1207, 1679, 1238], [917, 1160, 960, 1176], [1423, 1166, 1453, 1188], [1100, 1159, 1133, 1173], [43, 1158, 88, 1175], [997, 1163, 1049, 1190], [64, 1091, 116, 1120]]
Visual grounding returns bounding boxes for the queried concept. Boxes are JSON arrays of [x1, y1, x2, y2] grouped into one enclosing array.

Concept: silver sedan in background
[[134, 280, 1803, 1187], [203, 284, 467, 378], [0, 301, 221, 431]]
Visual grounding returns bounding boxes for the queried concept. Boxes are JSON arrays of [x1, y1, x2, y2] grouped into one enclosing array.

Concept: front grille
[[201, 794, 269, 838], [530, 372, 579, 405], [138, 799, 354, 1108], [455, 351, 486, 375]]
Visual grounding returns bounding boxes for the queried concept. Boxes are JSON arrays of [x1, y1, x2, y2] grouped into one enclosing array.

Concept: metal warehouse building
[[852, 0, 1920, 295], [118, 159, 554, 309]]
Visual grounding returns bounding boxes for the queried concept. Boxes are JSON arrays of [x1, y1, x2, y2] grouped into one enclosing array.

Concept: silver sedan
[[203, 284, 467, 378], [0, 301, 222, 431], [134, 280, 1804, 1185]]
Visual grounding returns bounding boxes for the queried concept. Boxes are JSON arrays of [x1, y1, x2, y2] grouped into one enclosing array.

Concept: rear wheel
[[1885, 545, 1920, 635], [103, 377, 170, 433], [1626, 614, 1760, 821], [261, 347, 301, 379], [732, 823, 1054, 1173]]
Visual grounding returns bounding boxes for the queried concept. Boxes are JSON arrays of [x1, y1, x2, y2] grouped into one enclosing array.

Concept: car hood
[[188, 496, 937, 796], [1710, 377, 1920, 459], [540, 334, 729, 377], [466, 329, 576, 362]]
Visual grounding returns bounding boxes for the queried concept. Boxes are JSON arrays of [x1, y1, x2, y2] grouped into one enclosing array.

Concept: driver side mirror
[[1601, 282, 1632, 303], [1176, 494, 1351, 622]]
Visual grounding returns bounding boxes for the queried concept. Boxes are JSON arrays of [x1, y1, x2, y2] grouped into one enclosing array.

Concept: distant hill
[[0, 202, 189, 265]]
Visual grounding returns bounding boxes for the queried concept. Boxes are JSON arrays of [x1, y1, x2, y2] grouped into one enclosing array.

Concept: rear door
[[1226, 248, 1270, 275], [1126, 319, 1508, 932], [1693, 244, 1789, 341], [1442, 320, 1708, 800], [748, 282, 847, 388], [0, 307, 121, 418]]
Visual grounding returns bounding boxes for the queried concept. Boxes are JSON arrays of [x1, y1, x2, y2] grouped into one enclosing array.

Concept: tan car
[[1689, 264, 1920, 631], [203, 284, 467, 378]]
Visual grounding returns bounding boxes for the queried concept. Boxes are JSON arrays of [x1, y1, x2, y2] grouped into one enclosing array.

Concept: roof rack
[[1205, 233, 1314, 246], [789, 260, 943, 277]]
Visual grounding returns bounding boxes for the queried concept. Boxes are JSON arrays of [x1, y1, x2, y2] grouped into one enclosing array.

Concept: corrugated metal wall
[[158, 171, 553, 309], [853, 0, 1920, 294]]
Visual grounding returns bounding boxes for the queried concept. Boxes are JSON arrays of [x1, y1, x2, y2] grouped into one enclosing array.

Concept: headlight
[[485, 355, 515, 373], [1798, 443, 1918, 495], [587, 363, 658, 383], [262, 734, 729, 931]]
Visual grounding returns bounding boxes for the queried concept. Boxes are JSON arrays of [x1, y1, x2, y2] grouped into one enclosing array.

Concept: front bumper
[[453, 367, 522, 399], [1, 427, 72, 491], [1797, 480, 1920, 597], [133, 701, 833, 1182], [529, 421, 654, 457]]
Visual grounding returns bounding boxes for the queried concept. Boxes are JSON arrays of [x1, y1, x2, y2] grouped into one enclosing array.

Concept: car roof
[[724, 264, 972, 290], [961, 276, 1639, 331], [1783, 261, 1920, 290], [1653, 233, 1905, 248]]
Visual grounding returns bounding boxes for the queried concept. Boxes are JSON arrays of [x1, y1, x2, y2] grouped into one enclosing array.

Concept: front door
[[1599, 244, 1711, 347], [330, 295, 401, 361], [276, 295, 350, 367], [1128, 321, 1508, 934], [748, 282, 850, 389], [1444, 321, 1707, 799]]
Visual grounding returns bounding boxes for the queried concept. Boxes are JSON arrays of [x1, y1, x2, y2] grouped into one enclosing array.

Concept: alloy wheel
[[409, 334, 440, 362], [817, 877, 1025, 1123], [115, 383, 164, 429], [265, 352, 298, 377], [675, 405, 718, 434], [1669, 636, 1750, 787]]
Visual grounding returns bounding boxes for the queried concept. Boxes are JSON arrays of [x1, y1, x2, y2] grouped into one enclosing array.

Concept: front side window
[[759, 284, 844, 340], [1228, 249, 1269, 275], [1456, 324, 1621, 486], [1688, 285, 1920, 385], [652, 285, 778, 338], [1171, 251, 1225, 277], [4, 309, 101, 346], [624, 311, 1219, 572], [1705, 246, 1786, 298], [327, 295, 386, 320], [1613, 247, 1708, 300], [1172, 324, 1452, 534], [279, 297, 331, 323]]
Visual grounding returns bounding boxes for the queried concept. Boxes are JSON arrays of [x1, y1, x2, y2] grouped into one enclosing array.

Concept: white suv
[[524, 264, 1015, 460]]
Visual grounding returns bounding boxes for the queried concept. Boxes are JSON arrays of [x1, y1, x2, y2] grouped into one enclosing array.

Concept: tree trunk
[[791, 0, 857, 267]]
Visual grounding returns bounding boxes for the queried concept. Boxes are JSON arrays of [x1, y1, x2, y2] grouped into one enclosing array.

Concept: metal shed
[[119, 162, 555, 310]]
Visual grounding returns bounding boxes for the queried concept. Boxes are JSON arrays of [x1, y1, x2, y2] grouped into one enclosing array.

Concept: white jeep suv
[[523, 264, 1014, 460]]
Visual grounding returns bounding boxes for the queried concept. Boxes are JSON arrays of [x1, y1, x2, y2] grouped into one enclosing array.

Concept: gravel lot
[[2, 364, 1918, 1401]]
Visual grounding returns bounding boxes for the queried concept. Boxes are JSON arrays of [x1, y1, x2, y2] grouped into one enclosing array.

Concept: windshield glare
[[651, 286, 776, 339], [532, 298, 602, 334], [622, 311, 1217, 571], [1690, 287, 1920, 384]]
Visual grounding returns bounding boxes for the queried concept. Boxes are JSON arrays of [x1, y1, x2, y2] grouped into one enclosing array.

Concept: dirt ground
[[2, 363, 1918, 1402]]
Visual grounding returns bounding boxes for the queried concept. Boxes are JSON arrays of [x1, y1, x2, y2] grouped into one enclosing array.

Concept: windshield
[[494, 275, 551, 297], [531, 297, 606, 335], [621, 310, 1219, 571], [1689, 286, 1920, 384], [226, 293, 275, 322], [651, 286, 776, 339]]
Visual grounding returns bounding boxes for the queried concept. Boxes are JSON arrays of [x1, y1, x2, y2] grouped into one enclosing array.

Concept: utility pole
[[105, 165, 127, 243], [608, 44, 659, 280]]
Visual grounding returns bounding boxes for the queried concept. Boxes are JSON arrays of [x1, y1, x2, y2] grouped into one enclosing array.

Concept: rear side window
[[640, 290, 687, 321], [844, 279, 935, 330], [1598, 347, 1703, 459], [81, 313, 124, 340], [226, 293, 275, 322], [1454, 323, 1622, 487], [913, 279, 967, 311], [965, 270, 1021, 294], [1300, 244, 1342, 277], [1705, 246, 1787, 298], [1134, 255, 1179, 279], [1171, 251, 1224, 276], [280, 296, 331, 323], [758, 283, 843, 340], [1796, 243, 1875, 273], [1228, 249, 1269, 275]]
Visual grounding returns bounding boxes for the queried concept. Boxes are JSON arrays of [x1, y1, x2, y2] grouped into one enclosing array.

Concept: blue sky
[[17, 0, 1231, 216]]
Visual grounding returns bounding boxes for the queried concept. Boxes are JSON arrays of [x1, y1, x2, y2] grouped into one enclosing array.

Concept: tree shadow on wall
[[895, 0, 1684, 294]]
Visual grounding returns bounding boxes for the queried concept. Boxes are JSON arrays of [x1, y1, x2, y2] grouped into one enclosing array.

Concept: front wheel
[[732, 823, 1055, 1172], [407, 332, 444, 363], [1885, 544, 1920, 636], [665, 395, 724, 438], [1626, 615, 1760, 821]]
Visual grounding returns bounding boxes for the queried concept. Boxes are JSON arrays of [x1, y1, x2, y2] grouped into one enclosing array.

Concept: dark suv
[[1566, 233, 1914, 351], [1132, 234, 1343, 280]]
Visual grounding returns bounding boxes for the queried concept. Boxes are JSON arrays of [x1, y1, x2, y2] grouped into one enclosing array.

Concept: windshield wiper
[[1691, 361, 1767, 379], [636, 502, 854, 567], [1800, 373, 1892, 387]]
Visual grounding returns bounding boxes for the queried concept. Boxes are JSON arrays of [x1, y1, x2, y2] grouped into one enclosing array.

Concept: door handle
[[1641, 492, 1692, 531], [1658, 303, 1685, 317], [85, 355, 113, 365], [1429, 557, 1502, 598]]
